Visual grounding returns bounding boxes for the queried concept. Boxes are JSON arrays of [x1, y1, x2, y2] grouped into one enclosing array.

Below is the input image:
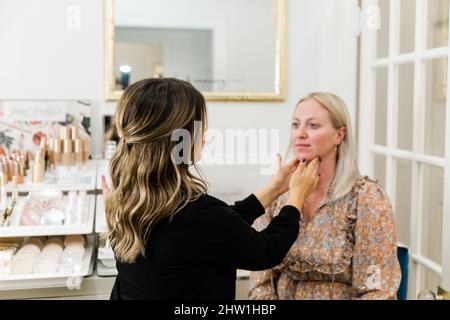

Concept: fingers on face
[[276, 154, 282, 170], [288, 158, 300, 171], [298, 160, 306, 172], [307, 157, 320, 172]]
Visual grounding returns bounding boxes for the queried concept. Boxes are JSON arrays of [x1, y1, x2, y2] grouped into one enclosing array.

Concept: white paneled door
[[359, 0, 450, 299]]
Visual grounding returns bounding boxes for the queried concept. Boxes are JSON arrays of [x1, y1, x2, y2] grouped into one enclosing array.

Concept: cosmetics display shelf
[[0, 238, 95, 291], [5, 160, 98, 194], [0, 195, 95, 238]]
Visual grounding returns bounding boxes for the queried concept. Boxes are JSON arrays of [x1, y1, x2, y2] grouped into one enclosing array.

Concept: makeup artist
[[105, 78, 320, 300]]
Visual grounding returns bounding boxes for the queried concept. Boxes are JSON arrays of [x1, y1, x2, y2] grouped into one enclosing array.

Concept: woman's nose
[[297, 126, 308, 138]]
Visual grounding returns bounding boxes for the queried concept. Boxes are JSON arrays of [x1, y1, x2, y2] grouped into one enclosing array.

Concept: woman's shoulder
[[353, 175, 387, 197], [352, 176, 393, 213], [185, 194, 229, 213]]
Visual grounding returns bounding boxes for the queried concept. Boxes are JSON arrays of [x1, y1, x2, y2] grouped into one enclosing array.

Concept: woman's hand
[[254, 155, 300, 208], [286, 158, 320, 212], [268, 154, 301, 197]]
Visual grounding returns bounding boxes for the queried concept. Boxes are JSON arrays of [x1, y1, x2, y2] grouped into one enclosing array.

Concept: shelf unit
[[0, 161, 103, 294], [5, 160, 98, 194], [0, 195, 95, 237], [0, 237, 95, 291]]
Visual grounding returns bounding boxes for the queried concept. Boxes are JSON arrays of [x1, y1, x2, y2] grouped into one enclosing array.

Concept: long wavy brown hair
[[105, 78, 208, 263]]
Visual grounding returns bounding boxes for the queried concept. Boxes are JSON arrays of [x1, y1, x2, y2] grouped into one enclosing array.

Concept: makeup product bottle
[[15, 158, 24, 184], [65, 191, 77, 225], [71, 126, 78, 140], [104, 140, 117, 160], [74, 139, 84, 169], [0, 173, 7, 209], [2, 176, 18, 227], [24, 152, 30, 171], [32, 150, 44, 183], [47, 138, 54, 170], [0, 159, 8, 183], [62, 139, 73, 170], [11, 161, 21, 184], [5, 160, 13, 182], [39, 137, 46, 150], [82, 139, 90, 163], [11, 176, 18, 205], [18, 155, 27, 181], [76, 190, 87, 224], [60, 126, 71, 140], [53, 138, 63, 168]]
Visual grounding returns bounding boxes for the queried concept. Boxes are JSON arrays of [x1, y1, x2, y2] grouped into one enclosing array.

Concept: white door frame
[[358, 0, 450, 299]]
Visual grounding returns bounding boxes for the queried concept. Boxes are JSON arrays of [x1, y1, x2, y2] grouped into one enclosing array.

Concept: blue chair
[[397, 246, 409, 300]]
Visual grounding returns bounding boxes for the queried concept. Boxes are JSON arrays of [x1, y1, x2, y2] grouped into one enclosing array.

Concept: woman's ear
[[336, 127, 346, 146]]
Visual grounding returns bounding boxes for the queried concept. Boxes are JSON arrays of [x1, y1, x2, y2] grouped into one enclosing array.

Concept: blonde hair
[[105, 78, 208, 263], [288, 92, 361, 201]]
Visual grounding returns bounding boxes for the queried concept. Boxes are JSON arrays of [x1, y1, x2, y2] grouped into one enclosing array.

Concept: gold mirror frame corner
[[103, 0, 286, 102]]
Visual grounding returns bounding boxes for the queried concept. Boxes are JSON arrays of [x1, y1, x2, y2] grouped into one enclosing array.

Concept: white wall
[[0, 0, 358, 200]]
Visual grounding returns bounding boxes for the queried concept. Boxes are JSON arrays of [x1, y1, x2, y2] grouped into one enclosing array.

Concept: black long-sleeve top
[[110, 194, 300, 300]]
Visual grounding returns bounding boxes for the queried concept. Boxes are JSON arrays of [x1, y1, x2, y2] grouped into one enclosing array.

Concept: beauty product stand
[[0, 195, 95, 238], [5, 160, 98, 194], [0, 237, 94, 291]]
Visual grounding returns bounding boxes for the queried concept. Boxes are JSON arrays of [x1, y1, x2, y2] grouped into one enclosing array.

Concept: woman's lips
[[295, 144, 310, 148]]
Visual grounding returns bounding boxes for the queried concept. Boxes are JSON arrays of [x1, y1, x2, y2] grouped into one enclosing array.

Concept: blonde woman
[[105, 78, 320, 300], [249, 93, 401, 300]]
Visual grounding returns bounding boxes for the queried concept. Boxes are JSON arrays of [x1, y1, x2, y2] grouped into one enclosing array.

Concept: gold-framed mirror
[[104, 0, 286, 102]]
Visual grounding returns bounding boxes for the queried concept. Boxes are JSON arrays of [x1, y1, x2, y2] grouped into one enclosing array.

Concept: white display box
[[236, 269, 250, 280], [0, 238, 94, 291], [0, 194, 95, 238], [96, 260, 117, 277], [95, 195, 107, 234], [96, 232, 117, 277], [5, 160, 98, 193]]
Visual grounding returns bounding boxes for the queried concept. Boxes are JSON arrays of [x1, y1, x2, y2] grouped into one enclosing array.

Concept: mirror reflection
[[106, 0, 286, 101]]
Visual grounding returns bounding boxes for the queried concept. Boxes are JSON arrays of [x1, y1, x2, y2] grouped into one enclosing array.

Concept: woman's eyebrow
[[293, 117, 318, 122]]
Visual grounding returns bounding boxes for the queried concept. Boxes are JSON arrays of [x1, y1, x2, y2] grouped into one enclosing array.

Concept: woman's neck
[[313, 151, 337, 195]]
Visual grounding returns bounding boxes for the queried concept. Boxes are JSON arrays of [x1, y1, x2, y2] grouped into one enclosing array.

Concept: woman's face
[[291, 99, 345, 162]]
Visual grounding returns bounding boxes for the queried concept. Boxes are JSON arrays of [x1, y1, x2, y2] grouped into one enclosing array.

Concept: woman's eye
[[292, 123, 299, 129], [309, 123, 319, 129]]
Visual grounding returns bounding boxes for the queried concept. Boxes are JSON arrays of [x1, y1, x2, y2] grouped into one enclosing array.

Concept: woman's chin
[[296, 153, 315, 162]]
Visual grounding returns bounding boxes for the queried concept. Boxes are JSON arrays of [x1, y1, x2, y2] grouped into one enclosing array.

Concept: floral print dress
[[249, 176, 401, 300]]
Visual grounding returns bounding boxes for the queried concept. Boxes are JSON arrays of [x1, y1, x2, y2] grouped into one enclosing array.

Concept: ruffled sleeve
[[350, 180, 402, 299]]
